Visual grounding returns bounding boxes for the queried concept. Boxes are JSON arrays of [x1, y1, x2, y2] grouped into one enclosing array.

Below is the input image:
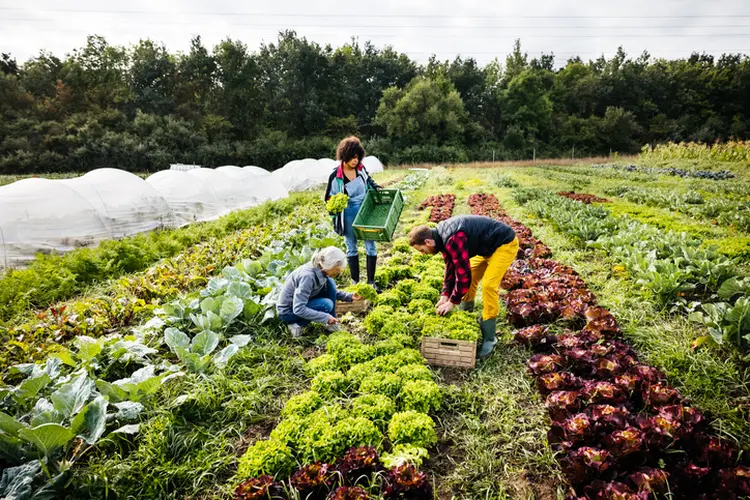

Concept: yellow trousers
[[462, 237, 519, 320]]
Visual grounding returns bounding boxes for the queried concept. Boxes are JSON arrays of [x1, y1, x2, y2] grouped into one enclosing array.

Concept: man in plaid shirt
[[409, 215, 519, 357]]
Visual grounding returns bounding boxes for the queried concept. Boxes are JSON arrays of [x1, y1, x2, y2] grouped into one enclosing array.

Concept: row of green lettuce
[[513, 188, 750, 354]]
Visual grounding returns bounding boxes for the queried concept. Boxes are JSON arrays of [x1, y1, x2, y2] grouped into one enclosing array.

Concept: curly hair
[[336, 136, 366, 163]]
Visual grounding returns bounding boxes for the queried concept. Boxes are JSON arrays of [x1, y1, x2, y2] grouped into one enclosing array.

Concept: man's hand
[[435, 296, 449, 310], [327, 316, 340, 325], [436, 301, 455, 316]]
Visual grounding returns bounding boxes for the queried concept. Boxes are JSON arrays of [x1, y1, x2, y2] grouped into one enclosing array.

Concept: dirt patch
[[301, 346, 323, 361], [434, 366, 473, 385], [235, 419, 277, 457], [510, 472, 562, 500]]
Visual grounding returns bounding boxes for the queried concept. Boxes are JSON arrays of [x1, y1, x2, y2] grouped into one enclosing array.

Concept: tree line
[[1, 32, 749, 173]]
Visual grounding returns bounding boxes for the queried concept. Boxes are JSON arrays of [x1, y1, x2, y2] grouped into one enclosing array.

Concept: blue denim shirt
[[276, 263, 353, 323]]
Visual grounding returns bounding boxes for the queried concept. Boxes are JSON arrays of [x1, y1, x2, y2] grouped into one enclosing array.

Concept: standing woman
[[324, 136, 381, 289]]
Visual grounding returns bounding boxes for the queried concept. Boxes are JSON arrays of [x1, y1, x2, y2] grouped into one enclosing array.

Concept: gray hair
[[311, 246, 347, 272]]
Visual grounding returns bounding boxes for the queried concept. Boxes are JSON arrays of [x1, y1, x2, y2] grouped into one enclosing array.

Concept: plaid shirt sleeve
[[441, 231, 471, 304]]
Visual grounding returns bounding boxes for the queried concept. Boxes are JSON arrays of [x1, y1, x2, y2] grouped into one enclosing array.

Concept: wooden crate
[[420, 337, 477, 369], [337, 300, 370, 315]]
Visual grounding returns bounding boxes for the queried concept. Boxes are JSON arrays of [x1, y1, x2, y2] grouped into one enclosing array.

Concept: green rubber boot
[[478, 318, 498, 358], [459, 301, 475, 312]]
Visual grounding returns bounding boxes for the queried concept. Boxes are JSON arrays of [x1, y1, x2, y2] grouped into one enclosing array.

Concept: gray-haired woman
[[276, 246, 362, 337]]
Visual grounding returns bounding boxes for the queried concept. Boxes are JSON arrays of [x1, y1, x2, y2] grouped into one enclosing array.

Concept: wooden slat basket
[[420, 337, 477, 369], [337, 300, 371, 315]]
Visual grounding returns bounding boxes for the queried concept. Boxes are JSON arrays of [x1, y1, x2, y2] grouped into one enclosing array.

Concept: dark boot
[[366, 255, 380, 292], [348, 256, 360, 284], [478, 318, 498, 358]]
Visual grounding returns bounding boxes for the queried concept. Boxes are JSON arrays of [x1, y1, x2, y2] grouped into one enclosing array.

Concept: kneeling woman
[[276, 246, 361, 337]]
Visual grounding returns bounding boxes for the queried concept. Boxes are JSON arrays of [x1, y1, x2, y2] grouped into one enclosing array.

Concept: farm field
[[0, 160, 748, 499]]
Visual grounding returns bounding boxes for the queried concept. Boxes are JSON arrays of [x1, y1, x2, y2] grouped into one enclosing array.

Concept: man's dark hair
[[336, 136, 366, 163], [408, 225, 433, 246]]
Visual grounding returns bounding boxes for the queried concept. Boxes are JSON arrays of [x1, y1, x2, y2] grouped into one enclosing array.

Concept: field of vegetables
[[0, 159, 748, 499]]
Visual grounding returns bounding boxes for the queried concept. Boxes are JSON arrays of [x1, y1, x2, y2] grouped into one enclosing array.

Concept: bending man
[[409, 215, 519, 357]]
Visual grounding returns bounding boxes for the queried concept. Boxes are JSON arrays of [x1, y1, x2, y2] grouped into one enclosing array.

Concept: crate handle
[[438, 341, 459, 349]]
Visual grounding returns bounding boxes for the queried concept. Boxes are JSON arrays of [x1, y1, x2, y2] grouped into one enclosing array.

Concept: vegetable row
[[470, 192, 749, 499]]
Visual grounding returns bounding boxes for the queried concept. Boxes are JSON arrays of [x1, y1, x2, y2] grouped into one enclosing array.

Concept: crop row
[[471, 193, 750, 499], [640, 141, 750, 164], [603, 185, 750, 232], [417, 194, 456, 222], [514, 188, 749, 351], [592, 163, 736, 181], [558, 192, 610, 205]]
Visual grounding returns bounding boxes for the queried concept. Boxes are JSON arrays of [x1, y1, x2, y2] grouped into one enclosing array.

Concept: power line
[[7, 18, 750, 29], [3, 7, 750, 19]]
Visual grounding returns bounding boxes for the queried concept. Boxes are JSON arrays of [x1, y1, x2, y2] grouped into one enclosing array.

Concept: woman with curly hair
[[324, 136, 381, 290]]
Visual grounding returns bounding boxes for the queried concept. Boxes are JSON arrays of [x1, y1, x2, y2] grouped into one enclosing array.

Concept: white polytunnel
[[0, 178, 110, 268], [362, 156, 384, 173], [60, 168, 176, 237], [185, 168, 243, 216], [215, 166, 266, 208], [146, 170, 224, 225], [272, 160, 326, 192], [242, 166, 289, 201]]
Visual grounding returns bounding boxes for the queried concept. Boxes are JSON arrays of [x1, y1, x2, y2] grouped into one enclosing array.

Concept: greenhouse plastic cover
[[60, 169, 175, 238], [272, 159, 327, 192], [0, 178, 111, 268], [362, 156, 384, 173], [146, 170, 224, 225], [242, 166, 289, 201]]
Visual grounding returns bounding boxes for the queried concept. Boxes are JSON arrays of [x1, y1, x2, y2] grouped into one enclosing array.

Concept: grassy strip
[[0, 195, 307, 323]]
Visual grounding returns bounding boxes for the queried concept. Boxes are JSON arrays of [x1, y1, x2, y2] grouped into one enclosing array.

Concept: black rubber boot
[[348, 256, 360, 284], [366, 255, 380, 292]]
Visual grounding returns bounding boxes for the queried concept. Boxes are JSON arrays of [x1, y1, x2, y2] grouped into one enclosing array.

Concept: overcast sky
[[2, 0, 750, 66]]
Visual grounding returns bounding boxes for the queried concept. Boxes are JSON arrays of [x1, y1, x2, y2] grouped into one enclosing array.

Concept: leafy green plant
[[399, 380, 442, 413], [311, 371, 350, 399], [350, 394, 396, 425], [326, 193, 349, 214], [387, 411, 437, 448], [282, 391, 324, 418], [360, 373, 403, 399], [237, 439, 295, 479], [381, 444, 430, 468]]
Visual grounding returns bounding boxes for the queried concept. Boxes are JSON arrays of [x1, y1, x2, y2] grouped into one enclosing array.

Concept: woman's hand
[[327, 316, 340, 325]]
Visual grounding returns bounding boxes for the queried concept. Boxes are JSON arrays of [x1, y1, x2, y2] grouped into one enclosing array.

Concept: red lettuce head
[[527, 354, 565, 376], [656, 405, 704, 436], [545, 390, 583, 420], [583, 480, 648, 500], [234, 476, 286, 500], [537, 372, 581, 395], [587, 405, 633, 433], [556, 329, 603, 349], [627, 468, 669, 494], [513, 325, 555, 350], [628, 364, 665, 389], [613, 374, 638, 393], [561, 447, 613, 485], [603, 428, 645, 458], [335, 446, 383, 486], [290, 462, 334, 496], [717, 466, 750, 496], [583, 307, 621, 337], [642, 383, 682, 408], [383, 464, 433, 499], [549, 413, 593, 445], [692, 433, 736, 468], [581, 380, 626, 405]]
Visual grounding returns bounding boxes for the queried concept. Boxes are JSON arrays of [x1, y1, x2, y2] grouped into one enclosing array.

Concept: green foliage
[[310, 371, 350, 399], [400, 380, 443, 413], [408, 299, 434, 314], [362, 305, 395, 335], [381, 444, 430, 468], [326, 193, 349, 214], [387, 411, 437, 448], [349, 394, 396, 425], [395, 364, 434, 383], [421, 311, 480, 341], [377, 289, 407, 308], [305, 354, 340, 376], [360, 373, 403, 399], [281, 391, 324, 418], [237, 439, 295, 479], [346, 283, 378, 303]]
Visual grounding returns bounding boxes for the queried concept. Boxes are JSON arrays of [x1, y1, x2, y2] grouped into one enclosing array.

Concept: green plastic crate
[[353, 189, 404, 242]]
